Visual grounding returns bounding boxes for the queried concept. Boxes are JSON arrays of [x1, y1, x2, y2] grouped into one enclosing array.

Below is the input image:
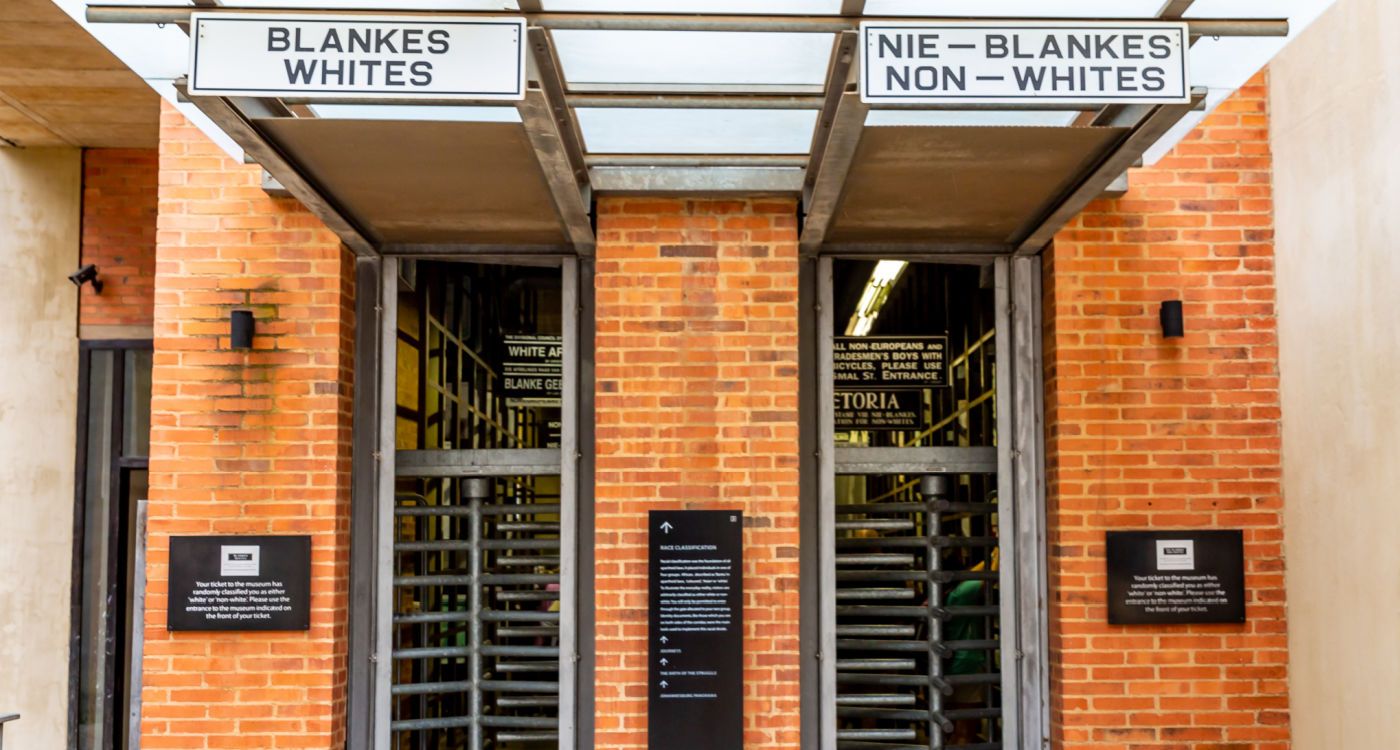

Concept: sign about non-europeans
[[168, 535, 312, 632], [835, 388, 922, 431], [1106, 530, 1246, 625], [834, 336, 948, 389], [502, 334, 563, 407], [648, 510, 744, 750], [188, 14, 526, 100], [861, 21, 1190, 105]]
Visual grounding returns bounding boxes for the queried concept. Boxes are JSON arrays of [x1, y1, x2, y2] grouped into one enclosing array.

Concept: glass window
[[75, 344, 152, 750]]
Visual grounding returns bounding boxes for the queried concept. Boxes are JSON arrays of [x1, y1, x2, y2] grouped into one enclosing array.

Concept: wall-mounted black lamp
[[230, 309, 255, 349], [68, 263, 102, 294], [1160, 300, 1185, 339]]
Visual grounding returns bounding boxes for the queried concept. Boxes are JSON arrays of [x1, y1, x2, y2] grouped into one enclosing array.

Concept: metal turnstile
[[390, 472, 563, 749], [834, 473, 1003, 750]]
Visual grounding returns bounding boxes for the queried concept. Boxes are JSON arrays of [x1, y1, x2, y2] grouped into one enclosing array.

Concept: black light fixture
[[1160, 300, 1185, 339], [230, 309, 255, 349], [68, 263, 102, 294]]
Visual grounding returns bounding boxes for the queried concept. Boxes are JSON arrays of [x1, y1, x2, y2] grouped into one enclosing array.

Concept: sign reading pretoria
[[188, 14, 526, 100], [861, 21, 1190, 105]]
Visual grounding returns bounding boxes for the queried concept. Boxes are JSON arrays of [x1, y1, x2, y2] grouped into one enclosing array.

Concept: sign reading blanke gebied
[[188, 14, 526, 100], [861, 21, 1190, 105]]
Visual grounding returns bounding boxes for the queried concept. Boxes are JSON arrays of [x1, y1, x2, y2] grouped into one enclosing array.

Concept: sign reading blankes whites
[[861, 21, 1190, 104], [188, 14, 526, 100], [168, 535, 312, 631]]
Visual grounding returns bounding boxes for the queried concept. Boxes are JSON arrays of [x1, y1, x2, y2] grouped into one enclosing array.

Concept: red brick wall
[[80, 148, 158, 330], [141, 101, 355, 750], [593, 198, 802, 749], [1045, 72, 1288, 749]]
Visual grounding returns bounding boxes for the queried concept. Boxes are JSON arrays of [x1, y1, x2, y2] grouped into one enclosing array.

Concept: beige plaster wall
[[0, 148, 81, 748], [1270, 0, 1400, 747]]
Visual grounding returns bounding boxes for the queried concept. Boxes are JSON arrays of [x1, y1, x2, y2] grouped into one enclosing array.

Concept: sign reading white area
[[189, 13, 526, 100], [861, 21, 1190, 105]]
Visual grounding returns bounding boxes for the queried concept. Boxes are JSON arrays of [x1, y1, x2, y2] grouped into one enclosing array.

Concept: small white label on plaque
[[1155, 540, 1195, 571], [221, 545, 261, 577]]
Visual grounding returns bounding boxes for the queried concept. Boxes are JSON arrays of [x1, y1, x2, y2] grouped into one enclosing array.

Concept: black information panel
[[502, 334, 563, 406], [833, 335, 948, 389], [834, 388, 922, 431], [1106, 530, 1246, 625], [648, 510, 743, 750], [168, 535, 312, 631]]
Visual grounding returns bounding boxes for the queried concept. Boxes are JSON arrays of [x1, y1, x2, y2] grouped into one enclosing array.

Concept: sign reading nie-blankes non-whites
[[861, 21, 1190, 105], [188, 14, 526, 100]]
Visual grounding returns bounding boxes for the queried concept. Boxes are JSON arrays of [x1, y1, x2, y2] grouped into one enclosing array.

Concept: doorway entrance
[[359, 258, 585, 750], [810, 257, 1047, 750]]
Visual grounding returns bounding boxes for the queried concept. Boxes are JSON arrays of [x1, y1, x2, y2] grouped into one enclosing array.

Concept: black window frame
[[68, 339, 153, 750]]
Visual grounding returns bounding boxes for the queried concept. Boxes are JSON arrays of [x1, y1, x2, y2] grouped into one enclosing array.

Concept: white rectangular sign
[[189, 13, 526, 100], [861, 21, 1190, 105]]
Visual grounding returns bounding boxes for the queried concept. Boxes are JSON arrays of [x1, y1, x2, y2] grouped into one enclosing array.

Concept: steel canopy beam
[[821, 243, 1012, 258], [177, 83, 378, 256], [1013, 87, 1208, 256], [799, 87, 866, 256], [590, 166, 804, 194], [87, 8, 1291, 38], [518, 27, 595, 255]]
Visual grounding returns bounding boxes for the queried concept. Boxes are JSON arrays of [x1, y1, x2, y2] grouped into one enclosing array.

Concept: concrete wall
[[1270, 1, 1400, 747], [0, 148, 82, 748]]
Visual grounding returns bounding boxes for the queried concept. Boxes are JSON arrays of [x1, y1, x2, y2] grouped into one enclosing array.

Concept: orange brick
[[594, 198, 801, 750], [1045, 73, 1288, 748], [141, 101, 354, 750]]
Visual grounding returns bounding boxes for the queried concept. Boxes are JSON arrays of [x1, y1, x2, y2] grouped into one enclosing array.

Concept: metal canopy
[[91, 5, 1284, 258]]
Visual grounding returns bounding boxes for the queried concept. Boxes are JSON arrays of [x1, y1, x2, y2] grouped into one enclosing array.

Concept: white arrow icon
[[659, 680, 669, 688], [660, 658, 669, 666], [659, 636, 668, 643], [659, 521, 674, 534]]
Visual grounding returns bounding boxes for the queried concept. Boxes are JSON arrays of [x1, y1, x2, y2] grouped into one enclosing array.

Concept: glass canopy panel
[[863, 0, 1170, 18], [553, 31, 833, 87], [576, 108, 818, 154]]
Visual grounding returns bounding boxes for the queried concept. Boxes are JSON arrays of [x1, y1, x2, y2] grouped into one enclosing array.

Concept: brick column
[[1045, 73, 1289, 749], [593, 198, 802, 749], [140, 101, 355, 749], [80, 148, 158, 334]]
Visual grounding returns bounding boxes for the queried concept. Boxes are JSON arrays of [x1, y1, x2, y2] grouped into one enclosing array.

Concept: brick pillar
[[141, 101, 354, 749], [80, 148, 158, 334], [593, 198, 802, 749], [1044, 73, 1289, 749]]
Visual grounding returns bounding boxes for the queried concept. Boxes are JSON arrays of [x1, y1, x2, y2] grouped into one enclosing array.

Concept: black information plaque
[[1106, 530, 1245, 625], [168, 535, 312, 632], [648, 510, 743, 750], [833, 335, 948, 389]]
